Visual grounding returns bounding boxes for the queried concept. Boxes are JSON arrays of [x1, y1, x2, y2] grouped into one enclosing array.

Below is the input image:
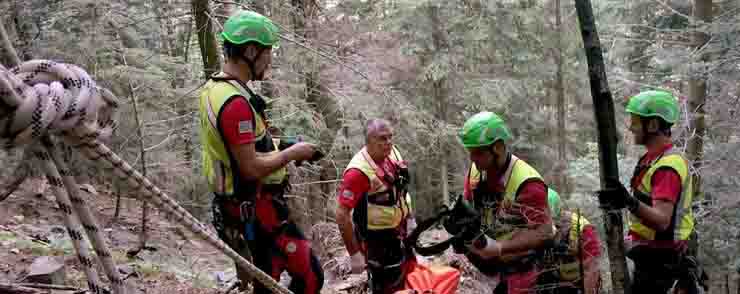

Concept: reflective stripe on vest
[[629, 149, 694, 240], [344, 146, 410, 231], [198, 78, 287, 196]]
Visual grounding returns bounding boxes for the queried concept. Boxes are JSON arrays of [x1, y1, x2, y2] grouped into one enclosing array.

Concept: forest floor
[[0, 178, 492, 294]]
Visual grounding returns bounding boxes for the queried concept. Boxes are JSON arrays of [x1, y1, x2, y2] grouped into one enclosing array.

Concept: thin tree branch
[[0, 18, 21, 67], [16, 283, 82, 291], [0, 283, 41, 294]]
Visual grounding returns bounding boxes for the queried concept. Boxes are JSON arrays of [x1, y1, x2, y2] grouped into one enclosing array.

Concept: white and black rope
[[1, 59, 292, 294]]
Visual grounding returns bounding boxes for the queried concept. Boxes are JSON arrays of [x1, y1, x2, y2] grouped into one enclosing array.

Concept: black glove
[[596, 178, 639, 212], [451, 235, 469, 254], [443, 195, 480, 235], [443, 195, 481, 253]]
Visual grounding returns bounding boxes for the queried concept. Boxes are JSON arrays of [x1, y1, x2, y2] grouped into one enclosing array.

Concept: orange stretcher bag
[[393, 263, 461, 294]]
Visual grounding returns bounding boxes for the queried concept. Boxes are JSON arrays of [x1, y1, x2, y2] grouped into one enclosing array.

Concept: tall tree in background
[[687, 0, 712, 202], [428, 2, 451, 206], [8, 1, 34, 61], [192, 0, 220, 78], [574, 0, 629, 292], [252, 0, 276, 99], [291, 0, 342, 222], [554, 0, 569, 195], [153, 0, 176, 56], [625, 0, 653, 92], [129, 67, 151, 251]]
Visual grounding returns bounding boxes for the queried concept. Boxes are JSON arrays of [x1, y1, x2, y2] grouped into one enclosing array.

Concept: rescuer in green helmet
[[457, 111, 556, 294], [597, 90, 706, 293], [199, 10, 323, 294]]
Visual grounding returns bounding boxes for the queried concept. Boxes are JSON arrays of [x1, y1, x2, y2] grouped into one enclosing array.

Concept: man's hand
[[443, 195, 480, 237], [406, 217, 417, 235], [350, 252, 365, 274], [596, 178, 639, 212], [467, 235, 502, 259], [443, 195, 481, 254], [285, 142, 320, 162]]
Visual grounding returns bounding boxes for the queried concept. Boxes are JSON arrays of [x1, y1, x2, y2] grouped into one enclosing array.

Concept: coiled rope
[[0, 58, 293, 294]]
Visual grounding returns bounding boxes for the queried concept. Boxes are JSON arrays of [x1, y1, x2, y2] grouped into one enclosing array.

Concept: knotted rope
[[0, 59, 293, 294]]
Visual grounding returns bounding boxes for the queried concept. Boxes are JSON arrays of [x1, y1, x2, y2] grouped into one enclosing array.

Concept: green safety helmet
[[548, 188, 561, 222], [459, 112, 512, 148], [625, 90, 680, 124], [221, 10, 280, 48]]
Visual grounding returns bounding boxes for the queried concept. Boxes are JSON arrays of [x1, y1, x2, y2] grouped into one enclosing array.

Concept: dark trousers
[[628, 246, 706, 294]]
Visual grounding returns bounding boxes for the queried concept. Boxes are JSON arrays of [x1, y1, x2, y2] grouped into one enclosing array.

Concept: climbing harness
[[0, 58, 294, 294]]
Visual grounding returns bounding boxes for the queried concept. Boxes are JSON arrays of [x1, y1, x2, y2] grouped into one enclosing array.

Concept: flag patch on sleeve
[[238, 120, 253, 134]]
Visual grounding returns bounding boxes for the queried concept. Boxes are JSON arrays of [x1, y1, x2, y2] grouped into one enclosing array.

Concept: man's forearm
[[337, 213, 360, 255], [233, 143, 292, 180], [257, 151, 290, 177], [633, 201, 672, 232], [247, 151, 290, 179], [499, 224, 554, 255]]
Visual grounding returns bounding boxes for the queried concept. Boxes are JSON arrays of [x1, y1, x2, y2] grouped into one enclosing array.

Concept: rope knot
[[0, 59, 118, 147]]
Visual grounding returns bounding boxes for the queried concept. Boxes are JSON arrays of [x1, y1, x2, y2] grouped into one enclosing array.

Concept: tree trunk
[[123, 56, 150, 249], [174, 13, 193, 59], [413, 161, 434, 220], [555, 0, 568, 195], [0, 17, 20, 66], [625, 1, 652, 93], [686, 0, 711, 204], [0, 156, 28, 202], [725, 272, 730, 294], [152, 0, 176, 56], [90, 3, 100, 75], [252, 0, 270, 15], [113, 179, 122, 222], [428, 3, 450, 207], [574, 0, 629, 293], [175, 16, 195, 169], [291, 0, 342, 223], [9, 1, 33, 61], [292, 0, 341, 148], [1, 8, 37, 198], [439, 97, 449, 208], [251, 0, 276, 101], [192, 0, 221, 79]]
